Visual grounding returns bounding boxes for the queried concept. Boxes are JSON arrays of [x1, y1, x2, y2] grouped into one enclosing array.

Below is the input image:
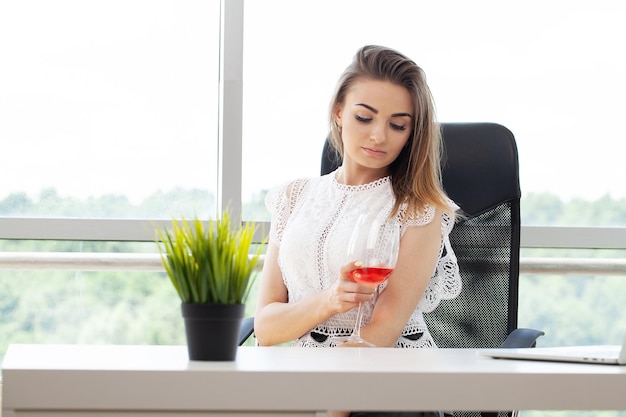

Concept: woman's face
[[335, 78, 413, 175]]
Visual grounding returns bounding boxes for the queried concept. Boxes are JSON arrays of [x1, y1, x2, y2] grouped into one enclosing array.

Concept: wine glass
[[333, 213, 400, 347]]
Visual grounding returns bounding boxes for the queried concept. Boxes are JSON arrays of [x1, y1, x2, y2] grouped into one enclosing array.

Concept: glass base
[[331, 334, 376, 347]]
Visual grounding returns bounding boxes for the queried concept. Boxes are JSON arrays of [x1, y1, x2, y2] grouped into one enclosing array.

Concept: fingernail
[[354, 261, 363, 267]]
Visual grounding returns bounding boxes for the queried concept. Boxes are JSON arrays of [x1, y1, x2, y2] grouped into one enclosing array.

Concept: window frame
[[1, 0, 625, 251]]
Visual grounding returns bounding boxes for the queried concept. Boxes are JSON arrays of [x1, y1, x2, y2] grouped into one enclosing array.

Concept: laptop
[[479, 334, 626, 365]]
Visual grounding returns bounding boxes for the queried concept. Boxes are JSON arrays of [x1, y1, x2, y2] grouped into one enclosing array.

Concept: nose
[[370, 122, 386, 143]]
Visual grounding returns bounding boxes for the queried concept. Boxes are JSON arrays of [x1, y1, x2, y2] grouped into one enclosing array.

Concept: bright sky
[[1, 1, 625, 204]]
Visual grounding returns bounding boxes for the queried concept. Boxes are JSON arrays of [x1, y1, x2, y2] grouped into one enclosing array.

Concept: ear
[[333, 106, 343, 128]]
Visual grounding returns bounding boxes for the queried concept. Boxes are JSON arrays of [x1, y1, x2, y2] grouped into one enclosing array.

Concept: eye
[[355, 114, 371, 123], [390, 123, 407, 131]]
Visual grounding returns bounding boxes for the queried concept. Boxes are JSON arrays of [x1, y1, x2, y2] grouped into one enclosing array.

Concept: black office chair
[[239, 316, 255, 345], [320, 122, 544, 417]]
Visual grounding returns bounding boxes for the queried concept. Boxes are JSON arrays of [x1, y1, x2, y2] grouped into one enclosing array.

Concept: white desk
[[2, 344, 626, 416]]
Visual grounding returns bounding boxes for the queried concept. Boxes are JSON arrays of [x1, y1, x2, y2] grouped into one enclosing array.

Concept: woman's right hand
[[255, 244, 376, 346], [323, 261, 376, 315]]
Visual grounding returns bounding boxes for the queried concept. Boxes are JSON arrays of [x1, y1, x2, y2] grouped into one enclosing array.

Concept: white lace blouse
[[265, 169, 461, 348]]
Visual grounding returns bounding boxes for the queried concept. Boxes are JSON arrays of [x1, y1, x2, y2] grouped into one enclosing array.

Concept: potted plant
[[156, 211, 262, 361]]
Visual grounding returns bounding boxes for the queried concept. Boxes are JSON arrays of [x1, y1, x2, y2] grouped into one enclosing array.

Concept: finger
[[340, 261, 362, 273], [340, 261, 363, 281], [339, 287, 375, 304]]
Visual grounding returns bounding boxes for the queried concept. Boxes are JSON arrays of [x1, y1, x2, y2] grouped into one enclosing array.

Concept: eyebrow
[[355, 103, 413, 119]]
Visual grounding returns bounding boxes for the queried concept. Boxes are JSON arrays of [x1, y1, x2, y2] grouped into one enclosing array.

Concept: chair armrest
[[500, 328, 545, 348], [238, 316, 255, 346]]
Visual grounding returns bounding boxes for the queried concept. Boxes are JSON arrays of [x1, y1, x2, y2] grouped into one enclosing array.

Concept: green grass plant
[[157, 212, 262, 304]]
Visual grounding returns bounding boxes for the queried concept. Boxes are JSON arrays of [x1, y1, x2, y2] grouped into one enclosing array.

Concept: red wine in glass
[[349, 267, 394, 286], [332, 214, 400, 347]]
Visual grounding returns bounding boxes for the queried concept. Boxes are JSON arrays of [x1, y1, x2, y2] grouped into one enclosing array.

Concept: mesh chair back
[[429, 123, 520, 350], [320, 122, 521, 350]]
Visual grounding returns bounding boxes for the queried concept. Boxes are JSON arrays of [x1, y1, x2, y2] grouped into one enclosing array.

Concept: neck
[[337, 165, 389, 186]]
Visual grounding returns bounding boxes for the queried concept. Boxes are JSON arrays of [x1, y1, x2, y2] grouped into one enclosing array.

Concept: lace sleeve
[[401, 202, 462, 313], [264, 178, 310, 246]]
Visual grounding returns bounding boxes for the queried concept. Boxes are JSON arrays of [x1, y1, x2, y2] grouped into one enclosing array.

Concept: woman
[[255, 45, 461, 416]]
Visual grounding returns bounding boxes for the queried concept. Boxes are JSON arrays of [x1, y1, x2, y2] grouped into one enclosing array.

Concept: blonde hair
[[328, 45, 451, 218]]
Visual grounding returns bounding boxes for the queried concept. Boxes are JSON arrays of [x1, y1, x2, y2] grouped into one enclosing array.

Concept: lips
[[362, 147, 386, 157]]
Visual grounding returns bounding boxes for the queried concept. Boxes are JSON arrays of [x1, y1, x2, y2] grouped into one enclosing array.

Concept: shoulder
[[266, 174, 334, 213], [399, 199, 458, 233], [399, 203, 436, 228], [266, 177, 315, 203]]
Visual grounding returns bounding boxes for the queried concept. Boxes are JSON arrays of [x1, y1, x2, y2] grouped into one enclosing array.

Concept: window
[[242, 0, 626, 226], [0, 0, 221, 219], [0, 0, 223, 379]]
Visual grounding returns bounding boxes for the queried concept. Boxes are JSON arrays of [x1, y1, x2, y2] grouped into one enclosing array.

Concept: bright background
[[1, 0, 625, 209]]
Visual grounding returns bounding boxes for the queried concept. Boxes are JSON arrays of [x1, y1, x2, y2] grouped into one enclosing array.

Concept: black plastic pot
[[181, 303, 245, 361]]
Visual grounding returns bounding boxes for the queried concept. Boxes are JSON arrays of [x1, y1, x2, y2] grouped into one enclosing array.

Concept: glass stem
[[353, 302, 364, 338]]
